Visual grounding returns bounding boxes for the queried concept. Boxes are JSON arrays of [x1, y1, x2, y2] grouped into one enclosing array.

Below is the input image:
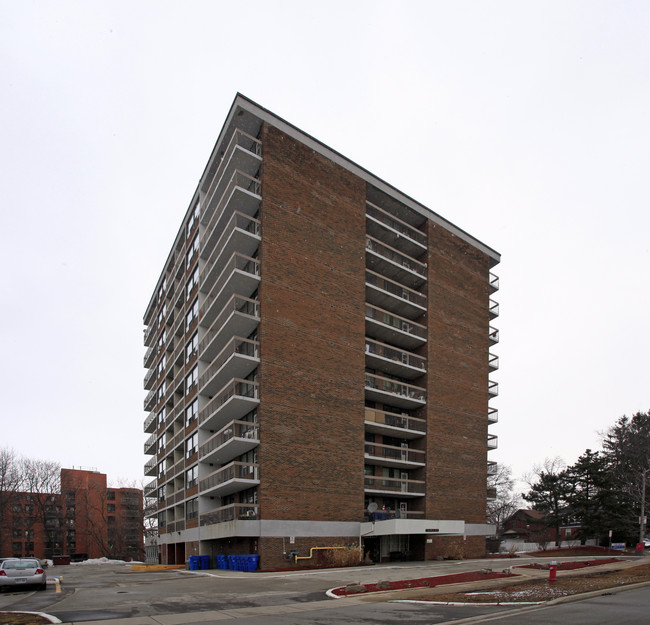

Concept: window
[[157, 407, 166, 427], [186, 498, 198, 520], [157, 436, 165, 453], [186, 267, 200, 300], [158, 486, 165, 503], [12, 504, 21, 513], [185, 366, 198, 395], [185, 399, 198, 426], [185, 298, 199, 331], [186, 200, 200, 237], [186, 465, 198, 489], [107, 491, 115, 501], [157, 461, 164, 478], [186, 431, 198, 458], [24, 504, 33, 515], [186, 236, 199, 267], [107, 504, 116, 513], [186, 333, 198, 363], [158, 511, 166, 528]]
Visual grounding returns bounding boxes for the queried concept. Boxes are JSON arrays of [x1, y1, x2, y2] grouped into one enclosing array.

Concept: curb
[[0, 611, 62, 623]]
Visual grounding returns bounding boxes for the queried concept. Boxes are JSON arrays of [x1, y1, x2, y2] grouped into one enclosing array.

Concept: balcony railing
[[201, 171, 261, 255], [201, 212, 261, 288], [199, 295, 260, 359], [200, 253, 260, 324], [144, 411, 156, 433], [199, 420, 259, 460], [366, 304, 427, 346], [365, 339, 426, 374], [488, 326, 499, 345], [363, 476, 426, 496], [143, 479, 157, 498], [365, 270, 426, 311], [488, 433, 498, 450], [488, 380, 499, 398], [488, 407, 499, 423], [198, 379, 260, 429], [199, 461, 259, 495], [365, 373, 426, 404], [489, 299, 499, 319], [200, 503, 259, 526], [144, 457, 157, 476], [364, 442, 425, 465], [366, 201, 427, 247], [144, 432, 157, 454], [366, 235, 427, 284], [365, 408, 426, 434], [198, 337, 259, 391], [489, 353, 499, 371], [489, 272, 499, 293], [201, 129, 262, 226]]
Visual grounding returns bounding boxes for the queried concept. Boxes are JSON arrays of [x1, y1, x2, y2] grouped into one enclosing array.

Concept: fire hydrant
[[549, 561, 557, 583]]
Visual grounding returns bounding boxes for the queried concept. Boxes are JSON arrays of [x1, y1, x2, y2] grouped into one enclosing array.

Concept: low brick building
[[143, 94, 500, 568], [1, 468, 143, 561]]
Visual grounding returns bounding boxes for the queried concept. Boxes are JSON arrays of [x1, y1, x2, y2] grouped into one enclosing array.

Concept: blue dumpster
[[217, 555, 227, 569], [189, 555, 200, 570], [200, 555, 210, 570], [227, 555, 235, 570], [248, 555, 259, 571]]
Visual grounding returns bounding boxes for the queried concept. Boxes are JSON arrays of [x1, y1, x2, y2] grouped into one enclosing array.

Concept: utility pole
[[640, 469, 648, 545]]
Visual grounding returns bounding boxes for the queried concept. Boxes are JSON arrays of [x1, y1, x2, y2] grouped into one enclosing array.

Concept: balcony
[[201, 171, 262, 258], [144, 389, 157, 413], [489, 299, 499, 319], [489, 326, 499, 345], [488, 407, 499, 423], [200, 420, 259, 466], [488, 380, 499, 398], [365, 339, 426, 380], [366, 201, 427, 258], [144, 479, 157, 498], [144, 411, 156, 433], [366, 236, 427, 288], [365, 270, 426, 319], [199, 295, 260, 362], [365, 373, 426, 409], [489, 353, 499, 372], [199, 253, 260, 329], [489, 272, 499, 293], [363, 475, 425, 498], [144, 344, 157, 368], [364, 442, 425, 469], [144, 432, 156, 455], [200, 129, 262, 227], [200, 503, 258, 526], [199, 379, 260, 433], [200, 337, 259, 397], [199, 461, 260, 497], [144, 457, 157, 477], [364, 408, 426, 439], [366, 304, 427, 350], [488, 433, 498, 450], [201, 212, 261, 289], [144, 366, 157, 391]]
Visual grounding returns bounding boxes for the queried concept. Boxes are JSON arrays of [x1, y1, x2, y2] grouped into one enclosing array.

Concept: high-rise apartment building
[[143, 94, 500, 569]]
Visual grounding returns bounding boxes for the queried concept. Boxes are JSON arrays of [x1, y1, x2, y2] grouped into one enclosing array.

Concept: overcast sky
[[1, 1, 648, 494]]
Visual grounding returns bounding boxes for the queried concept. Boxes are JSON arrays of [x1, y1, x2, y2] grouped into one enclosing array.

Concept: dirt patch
[[0, 613, 52, 624], [407, 562, 650, 603]]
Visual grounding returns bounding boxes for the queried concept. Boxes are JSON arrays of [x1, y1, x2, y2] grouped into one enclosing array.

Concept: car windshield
[[3, 560, 39, 570]]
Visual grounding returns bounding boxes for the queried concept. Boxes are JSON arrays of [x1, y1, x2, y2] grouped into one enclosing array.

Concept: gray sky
[[1, 1, 648, 493]]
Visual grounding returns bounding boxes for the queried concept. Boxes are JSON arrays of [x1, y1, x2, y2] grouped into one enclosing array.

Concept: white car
[[0, 558, 47, 591]]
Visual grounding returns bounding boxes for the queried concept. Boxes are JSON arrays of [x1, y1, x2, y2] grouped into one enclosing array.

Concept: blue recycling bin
[[200, 555, 210, 570], [248, 555, 259, 571], [217, 555, 227, 569], [227, 555, 235, 570], [189, 555, 200, 570]]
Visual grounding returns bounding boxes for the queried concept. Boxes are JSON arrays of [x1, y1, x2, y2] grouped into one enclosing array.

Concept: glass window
[[186, 497, 198, 520], [185, 399, 198, 426], [185, 333, 198, 363], [186, 432, 198, 458], [186, 465, 198, 489], [185, 366, 198, 395]]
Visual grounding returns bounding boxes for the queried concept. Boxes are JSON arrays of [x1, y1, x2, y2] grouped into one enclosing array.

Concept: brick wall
[[425, 222, 491, 526], [257, 124, 366, 527]]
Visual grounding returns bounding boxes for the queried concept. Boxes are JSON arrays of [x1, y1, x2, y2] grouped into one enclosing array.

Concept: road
[[0, 557, 648, 624]]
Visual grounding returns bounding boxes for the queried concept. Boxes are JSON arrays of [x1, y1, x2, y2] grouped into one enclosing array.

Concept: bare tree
[[0, 447, 24, 554], [487, 463, 521, 532], [21, 458, 62, 558]]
